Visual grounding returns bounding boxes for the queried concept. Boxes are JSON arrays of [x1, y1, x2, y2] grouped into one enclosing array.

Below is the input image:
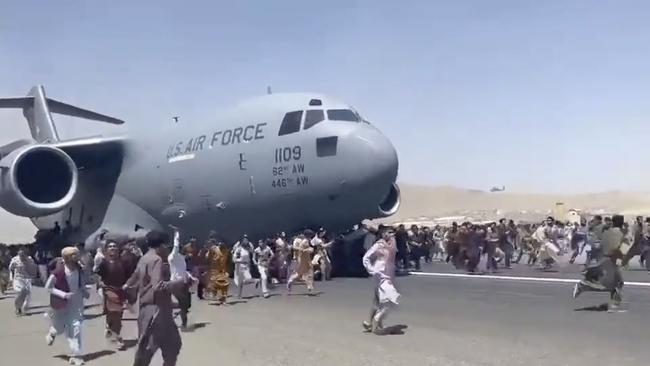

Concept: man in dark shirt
[[586, 215, 605, 266], [455, 224, 470, 271], [395, 225, 409, 270], [125, 231, 189, 366], [621, 216, 645, 268], [408, 225, 423, 271], [497, 219, 513, 269], [574, 215, 625, 312], [0, 245, 10, 294], [467, 224, 483, 273], [445, 223, 460, 267]]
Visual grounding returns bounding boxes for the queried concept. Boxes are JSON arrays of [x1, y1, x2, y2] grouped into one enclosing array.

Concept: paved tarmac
[[0, 258, 649, 366], [419, 251, 650, 282]]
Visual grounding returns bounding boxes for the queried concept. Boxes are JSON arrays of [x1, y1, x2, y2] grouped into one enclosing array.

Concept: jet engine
[[378, 182, 401, 217], [0, 144, 77, 217]]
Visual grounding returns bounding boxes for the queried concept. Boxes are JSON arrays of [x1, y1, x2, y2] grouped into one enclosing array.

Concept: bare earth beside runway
[[1, 262, 649, 366]]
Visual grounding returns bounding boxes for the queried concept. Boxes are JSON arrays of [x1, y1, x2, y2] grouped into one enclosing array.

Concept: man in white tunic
[[9, 246, 37, 316], [254, 239, 274, 298], [45, 247, 89, 366], [311, 230, 334, 281], [232, 238, 259, 299], [168, 229, 196, 329], [533, 218, 561, 269], [91, 230, 109, 274], [233, 235, 252, 253], [93, 242, 105, 303], [362, 228, 400, 335]]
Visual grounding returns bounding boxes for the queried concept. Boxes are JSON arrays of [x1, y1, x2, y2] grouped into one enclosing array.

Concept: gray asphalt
[[421, 252, 650, 282], [0, 262, 649, 366], [423, 261, 650, 280]]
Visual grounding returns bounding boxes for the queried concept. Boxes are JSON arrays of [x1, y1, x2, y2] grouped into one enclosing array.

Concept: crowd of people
[[0, 212, 644, 364], [0, 224, 396, 365], [395, 214, 643, 311], [394, 215, 648, 273]]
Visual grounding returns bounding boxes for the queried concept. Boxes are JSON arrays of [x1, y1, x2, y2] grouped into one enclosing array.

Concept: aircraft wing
[[31, 136, 128, 242], [51, 136, 126, 169]]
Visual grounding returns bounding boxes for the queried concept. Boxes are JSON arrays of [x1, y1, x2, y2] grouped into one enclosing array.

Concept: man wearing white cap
[[254, 239, 274, 298], [232, 235, 259, 299], [45, 246, 89, 366], [362, 227, 400, 335]]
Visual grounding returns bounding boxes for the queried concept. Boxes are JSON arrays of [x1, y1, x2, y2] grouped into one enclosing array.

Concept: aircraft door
[[169, 178, 185, 204], [162, 178, 188, 222]]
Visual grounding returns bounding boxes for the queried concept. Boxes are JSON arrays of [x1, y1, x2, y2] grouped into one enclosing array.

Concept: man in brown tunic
[[96, 241, 129, 350], [125, 231, 189, 366]]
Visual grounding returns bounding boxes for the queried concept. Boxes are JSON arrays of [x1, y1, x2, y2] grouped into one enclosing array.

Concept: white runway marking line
[[410, 271, 650, 287]]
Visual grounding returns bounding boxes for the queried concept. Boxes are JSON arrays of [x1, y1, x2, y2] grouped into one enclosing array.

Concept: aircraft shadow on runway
[[54, 350, 115, 363]]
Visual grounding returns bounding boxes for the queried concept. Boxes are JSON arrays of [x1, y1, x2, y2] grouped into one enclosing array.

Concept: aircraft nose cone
[[350, 127, 398, 185]]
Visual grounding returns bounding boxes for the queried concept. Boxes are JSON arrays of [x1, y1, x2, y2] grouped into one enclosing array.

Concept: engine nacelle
[[378, 183, 401, 217], [0, 144, 77, 217]]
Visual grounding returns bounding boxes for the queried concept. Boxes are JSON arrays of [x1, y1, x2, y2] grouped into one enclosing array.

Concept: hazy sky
[[2, 1, 650, 193]]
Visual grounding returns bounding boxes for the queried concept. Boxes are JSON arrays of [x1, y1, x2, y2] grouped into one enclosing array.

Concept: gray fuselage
[[43, 93, 399, 244]]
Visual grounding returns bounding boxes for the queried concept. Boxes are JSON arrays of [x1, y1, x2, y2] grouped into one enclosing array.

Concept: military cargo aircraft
[[0, 86, 399, 245]]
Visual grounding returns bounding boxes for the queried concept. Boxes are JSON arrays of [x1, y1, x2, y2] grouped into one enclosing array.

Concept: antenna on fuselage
[[267, 86, 272, 95]]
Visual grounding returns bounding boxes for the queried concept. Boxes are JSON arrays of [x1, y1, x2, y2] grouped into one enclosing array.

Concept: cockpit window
[[327, 109, 360, 122], [304, 110, 324, 130], [278, 110, 303, 136]]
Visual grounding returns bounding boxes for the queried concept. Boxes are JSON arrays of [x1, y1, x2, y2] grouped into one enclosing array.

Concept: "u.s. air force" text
[[166, 123, 267, 159]]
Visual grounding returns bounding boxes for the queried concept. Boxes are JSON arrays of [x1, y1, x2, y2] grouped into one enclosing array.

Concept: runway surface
[[414, 254, 650, 284], [0, 260, 649, 366]]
